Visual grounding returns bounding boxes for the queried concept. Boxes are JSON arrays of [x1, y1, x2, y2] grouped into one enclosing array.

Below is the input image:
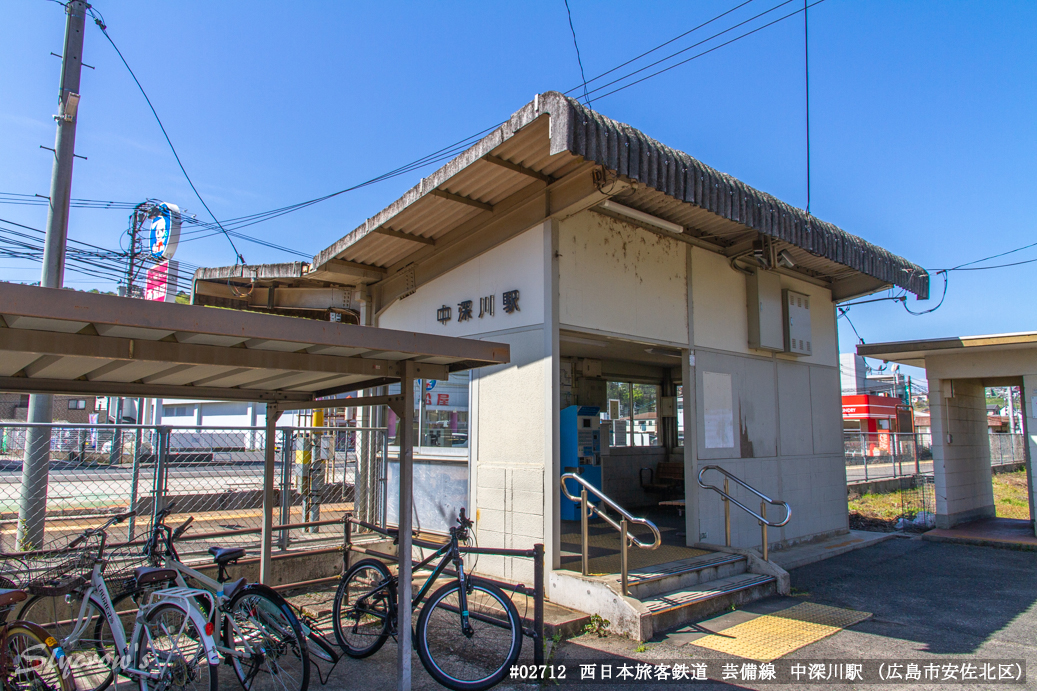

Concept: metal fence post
[[533, 543, 544, 666], [127, 425, 146, 540], [152, 426, 169, 523], [279, 428, 292, 551], [343, 513, 352, 574], [380, 430, 389, 529]]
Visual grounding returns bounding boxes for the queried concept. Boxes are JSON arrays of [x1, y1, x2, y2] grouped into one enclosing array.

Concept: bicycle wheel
[[20, 593, 112, 691], [222, 586, 309, 691], [415, 579, 522, 691], [5, 620, 75, 691], [331, 559, 392, 658], [133, 602, 216, 691]]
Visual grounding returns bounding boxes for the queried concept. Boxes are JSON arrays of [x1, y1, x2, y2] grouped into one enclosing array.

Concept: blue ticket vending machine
[[560, 405, 602, 521]]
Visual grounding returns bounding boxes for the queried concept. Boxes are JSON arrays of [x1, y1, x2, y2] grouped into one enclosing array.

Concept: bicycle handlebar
[[171, 516, 193, 540]]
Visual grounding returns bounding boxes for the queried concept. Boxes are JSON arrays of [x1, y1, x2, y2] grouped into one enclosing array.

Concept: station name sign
[[437, 289, 519, 325]]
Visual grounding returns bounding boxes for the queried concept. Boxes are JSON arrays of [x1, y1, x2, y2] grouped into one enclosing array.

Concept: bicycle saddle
[[0, 589, 26, 607], [133, 567, 178, 586], [208, 546, 246, 565]]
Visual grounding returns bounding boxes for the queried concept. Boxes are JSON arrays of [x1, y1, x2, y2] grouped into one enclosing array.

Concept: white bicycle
[[15, 512, 219, 691]]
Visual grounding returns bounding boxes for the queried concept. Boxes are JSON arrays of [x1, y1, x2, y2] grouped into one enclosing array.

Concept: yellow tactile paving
[[689, 603, 871, 662]]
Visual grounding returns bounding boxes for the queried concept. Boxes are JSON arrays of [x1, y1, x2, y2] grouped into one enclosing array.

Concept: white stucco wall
[[379, 223, 552, 582], [378, 225, 545, 335], [558, 211, 688, 345]]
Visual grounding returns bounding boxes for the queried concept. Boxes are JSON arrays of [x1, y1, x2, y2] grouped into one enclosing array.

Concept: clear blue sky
[[2, 0, 1034, 366]]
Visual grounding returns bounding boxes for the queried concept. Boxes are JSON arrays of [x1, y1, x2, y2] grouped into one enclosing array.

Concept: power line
[[563, 0, 759, 96], [837, 306, 865, 344], [584, 0, 828, 104], [87, 7, 245, 265], [568, 0, 799, 102], [25, 0, 832, 251], [563, 0, 592, 108], [803, 0, 811, 214], [949, 257, 1037, 271], [942, 240, 1037, 271]]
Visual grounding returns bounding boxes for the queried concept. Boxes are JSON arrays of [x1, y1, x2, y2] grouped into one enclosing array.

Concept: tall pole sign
[[144, 202, 181, 302], [20, 0, 89, 550]]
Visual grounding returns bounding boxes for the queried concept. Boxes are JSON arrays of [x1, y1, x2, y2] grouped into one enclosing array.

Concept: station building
[[192, 92, 928, 630]]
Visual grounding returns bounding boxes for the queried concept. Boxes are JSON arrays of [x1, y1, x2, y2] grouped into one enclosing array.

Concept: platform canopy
[[0, 281, 509, 691], [0, 281, 508, 401]]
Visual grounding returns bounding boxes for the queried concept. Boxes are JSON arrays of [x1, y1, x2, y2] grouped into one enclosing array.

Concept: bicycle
[[10, 511, 220, 691], [0, 585, 74, 691], [332, 508, 522, 691], [122, 502, 313, 691]]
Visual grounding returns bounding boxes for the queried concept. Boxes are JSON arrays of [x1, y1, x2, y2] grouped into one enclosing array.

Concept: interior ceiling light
[[645, 347, 682, 358], [597, 200, 684, 235]]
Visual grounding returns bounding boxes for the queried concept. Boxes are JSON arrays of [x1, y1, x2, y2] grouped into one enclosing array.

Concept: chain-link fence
[[989, 432, 1027, 465], [844, 432, 1024, 482], [0, 422, 388, 558]]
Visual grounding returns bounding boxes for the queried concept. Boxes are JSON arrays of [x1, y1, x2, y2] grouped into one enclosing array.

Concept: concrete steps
[[549, 549, 787, 641], [641, 571, 777, 634], [626, 552, 748, 599]]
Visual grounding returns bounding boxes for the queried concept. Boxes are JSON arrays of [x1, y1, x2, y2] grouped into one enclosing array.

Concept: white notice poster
[[703, 371, 734, 449]]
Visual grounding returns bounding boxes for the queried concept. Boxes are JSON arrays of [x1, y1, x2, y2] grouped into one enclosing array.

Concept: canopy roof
[[195, 91, 928, 312], [858, 332, 1037, 369], [0, 282, 509, 402]]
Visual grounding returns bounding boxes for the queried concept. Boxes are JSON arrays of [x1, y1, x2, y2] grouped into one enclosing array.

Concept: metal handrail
[[697, 465, 791, 561], [560, 472, 661, 595]]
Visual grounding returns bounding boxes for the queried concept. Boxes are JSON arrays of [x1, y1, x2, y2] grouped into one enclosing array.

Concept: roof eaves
[[539, 92, 929, 299]]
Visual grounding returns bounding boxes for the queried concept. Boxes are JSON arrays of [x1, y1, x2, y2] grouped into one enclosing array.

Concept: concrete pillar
[[929, 378, 995, 529], [1022, 375, 1037, 534]]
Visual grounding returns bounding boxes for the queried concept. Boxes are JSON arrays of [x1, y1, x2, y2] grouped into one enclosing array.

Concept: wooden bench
[[640, 461, 684, 498]]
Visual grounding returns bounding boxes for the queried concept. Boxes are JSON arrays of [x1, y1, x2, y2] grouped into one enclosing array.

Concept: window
[[163, 405, 194, 418], [387, 371, 470, 449], [605, 381, 660, 447], [67, 399, 87, 410]]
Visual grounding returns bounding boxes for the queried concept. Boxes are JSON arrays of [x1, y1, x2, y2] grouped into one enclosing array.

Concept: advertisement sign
[[148, 202, 181, 261], [145, 260, 179, 302]]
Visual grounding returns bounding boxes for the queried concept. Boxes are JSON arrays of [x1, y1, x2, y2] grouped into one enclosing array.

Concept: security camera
[[777, 249, 795, 269]]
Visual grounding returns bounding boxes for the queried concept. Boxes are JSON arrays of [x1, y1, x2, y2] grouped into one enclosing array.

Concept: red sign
[[841, 394, 902, 420], [145, 260, 179, 302]]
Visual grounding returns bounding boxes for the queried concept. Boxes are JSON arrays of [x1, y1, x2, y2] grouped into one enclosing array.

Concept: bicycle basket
[[8, 531, 104, 597], [102, 543, 156, 596]]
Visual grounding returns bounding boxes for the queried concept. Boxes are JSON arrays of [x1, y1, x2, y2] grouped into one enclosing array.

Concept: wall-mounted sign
[[148, 202, 181, 261], [437, 289, 519, 325]]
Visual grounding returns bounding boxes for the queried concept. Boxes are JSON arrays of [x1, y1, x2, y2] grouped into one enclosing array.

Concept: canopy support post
[[391, 363, 416, 691], [260, 404, 282, 585]]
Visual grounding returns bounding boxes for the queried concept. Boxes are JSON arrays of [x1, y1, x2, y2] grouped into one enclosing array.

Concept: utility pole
[[19, 0, 88, 550], [124, 202, 149, 297]]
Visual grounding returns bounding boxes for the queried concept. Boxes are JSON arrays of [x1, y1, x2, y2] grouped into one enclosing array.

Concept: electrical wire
[[902, 270, 947, 316], [563, 0, 592, 108], [949, 257, 1037, 271], [87, 7, 245, 265], [567, 0, 800, 102], [30, 0, 831, 250], [583, 0, 828, 104], [837, 306, 865, 344], [563, 0, 759, 97], [803, 0, 810, 214]]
